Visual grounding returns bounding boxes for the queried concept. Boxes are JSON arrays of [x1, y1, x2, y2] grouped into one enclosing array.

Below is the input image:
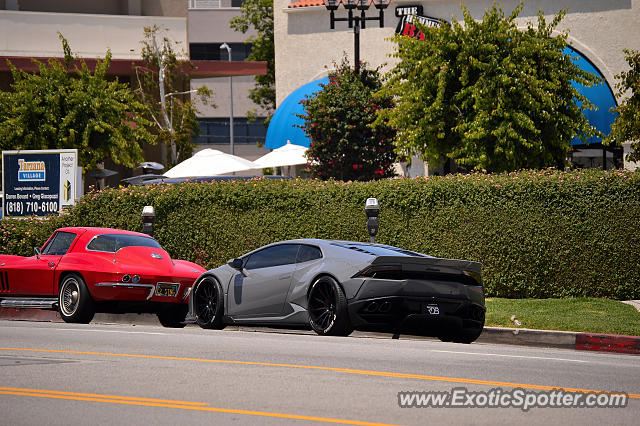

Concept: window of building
[[189, 0, 222, 9], [231, 0, 245, 7], [195, 117, 267, 145], [189, 43, 252, 61]]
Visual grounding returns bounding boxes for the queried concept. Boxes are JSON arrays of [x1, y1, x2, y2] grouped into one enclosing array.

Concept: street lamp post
[[220, 43, 234, 156], [323, 0, 391, 73]]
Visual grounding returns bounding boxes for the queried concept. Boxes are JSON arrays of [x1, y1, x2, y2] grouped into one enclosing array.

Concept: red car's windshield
[[86, 234, 162, 253]]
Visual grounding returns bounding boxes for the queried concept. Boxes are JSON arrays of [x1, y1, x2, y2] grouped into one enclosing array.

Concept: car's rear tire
[[193, 276, 225, 329], [58, 273, 95, 324], [308, 276, 352, 336], [438, 321, 484, 344], [157, 304, 188, 328]]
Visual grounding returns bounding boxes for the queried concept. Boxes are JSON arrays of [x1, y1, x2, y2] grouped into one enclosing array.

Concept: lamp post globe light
[[220, 43, 234, 157], [323, 0, 391, 73]]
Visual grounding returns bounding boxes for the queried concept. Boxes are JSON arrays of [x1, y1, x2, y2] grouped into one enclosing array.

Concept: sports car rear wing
[[353, 256, 482, 286]]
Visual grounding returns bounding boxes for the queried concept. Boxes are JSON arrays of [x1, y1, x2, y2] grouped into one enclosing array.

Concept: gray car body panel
[[189, 239, 484, 328]]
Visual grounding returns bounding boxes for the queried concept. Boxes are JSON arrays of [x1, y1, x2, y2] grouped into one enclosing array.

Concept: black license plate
[[424, 304, 440, 315], [156, 283, 179, 297]]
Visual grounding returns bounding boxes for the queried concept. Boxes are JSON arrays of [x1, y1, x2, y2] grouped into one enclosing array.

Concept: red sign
[[396, 14, 446, 41]]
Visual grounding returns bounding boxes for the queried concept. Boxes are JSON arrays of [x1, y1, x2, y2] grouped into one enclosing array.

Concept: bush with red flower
[[298, 59, 396, 181]]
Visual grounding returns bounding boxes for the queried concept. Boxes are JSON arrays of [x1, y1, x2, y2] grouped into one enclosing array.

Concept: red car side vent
[[0, 271, 9, 292]]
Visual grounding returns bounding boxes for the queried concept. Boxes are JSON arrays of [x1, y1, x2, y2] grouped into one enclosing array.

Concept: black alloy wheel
[[193, 277, 225, 329], [308, 276, 352, 336]]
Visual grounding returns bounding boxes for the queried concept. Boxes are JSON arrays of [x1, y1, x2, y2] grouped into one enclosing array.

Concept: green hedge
[[2, 169, 640, 299]]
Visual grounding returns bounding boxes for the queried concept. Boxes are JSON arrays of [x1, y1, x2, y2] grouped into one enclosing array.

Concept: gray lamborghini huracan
[[189, 240, 485, 343]]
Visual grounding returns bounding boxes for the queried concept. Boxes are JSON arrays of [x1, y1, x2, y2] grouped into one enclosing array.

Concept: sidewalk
[[1, 307, 638, 355], [622, 300, 640, 312]]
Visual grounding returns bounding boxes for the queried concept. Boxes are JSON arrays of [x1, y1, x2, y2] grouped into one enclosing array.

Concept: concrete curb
[[479, 327, 640, 354], [1, 307, 638, 354], [478, 327, 578, 349], [575, 333, 640, 354]]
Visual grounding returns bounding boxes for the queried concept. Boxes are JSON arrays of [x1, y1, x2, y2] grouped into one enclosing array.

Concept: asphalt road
[[0, 320, 638, 425]]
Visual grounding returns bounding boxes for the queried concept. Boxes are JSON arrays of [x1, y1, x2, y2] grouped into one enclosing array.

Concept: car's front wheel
[[308, 276, 352, 336], [193, 276, 225, 329], [58, 273, 95, 324], [157, 304, 188, 328]]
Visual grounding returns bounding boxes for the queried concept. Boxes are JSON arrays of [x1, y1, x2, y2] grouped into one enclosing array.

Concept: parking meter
[[142, 205, 156, 237], [365, 198, 379, 243]]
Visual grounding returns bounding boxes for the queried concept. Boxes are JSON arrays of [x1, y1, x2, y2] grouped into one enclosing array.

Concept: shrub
[[2, 169, 639, 299], [299, 60, 397, 181]]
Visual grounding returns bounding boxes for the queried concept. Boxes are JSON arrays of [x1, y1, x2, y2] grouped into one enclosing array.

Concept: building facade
[[0, 0, 269, 185], [188, 0, 270, 167], [273, 0, 640, 172], [0, 0, 188, 64]]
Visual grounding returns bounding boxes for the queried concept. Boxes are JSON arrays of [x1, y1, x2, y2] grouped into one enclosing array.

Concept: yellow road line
[[0, 388, 397, 426], [2, 347, 638, 399], [0, 386, 208, 405]]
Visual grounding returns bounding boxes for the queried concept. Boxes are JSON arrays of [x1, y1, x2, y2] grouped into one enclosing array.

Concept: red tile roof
[[289, 0, 324, 8]]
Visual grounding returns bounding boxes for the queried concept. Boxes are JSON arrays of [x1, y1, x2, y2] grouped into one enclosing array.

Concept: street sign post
[[2, 149, 78, 218]]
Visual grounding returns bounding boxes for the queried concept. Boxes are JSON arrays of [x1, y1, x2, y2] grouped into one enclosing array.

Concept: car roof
[[56, 227, 153, 239], [250, 239, 432, 258]]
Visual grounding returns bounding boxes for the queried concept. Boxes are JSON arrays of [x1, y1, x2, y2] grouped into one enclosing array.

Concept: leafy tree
[[299, 60, 396, 181], [134, 26, 212, 165], [607, 49, 640, 162], [230, 0, 275, 125], [0, 34, 153, 170], [376, 2, 600, 173]]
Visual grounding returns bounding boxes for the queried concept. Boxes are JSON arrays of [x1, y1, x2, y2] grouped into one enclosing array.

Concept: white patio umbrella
[[164, 149, 259, 178], [253, 140, 309, 169]]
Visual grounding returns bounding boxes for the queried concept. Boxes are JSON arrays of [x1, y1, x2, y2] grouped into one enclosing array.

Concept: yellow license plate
[[156, 283, 179, 297]]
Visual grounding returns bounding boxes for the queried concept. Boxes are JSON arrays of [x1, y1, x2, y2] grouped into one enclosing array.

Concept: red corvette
[[0, 227, 206, 327]]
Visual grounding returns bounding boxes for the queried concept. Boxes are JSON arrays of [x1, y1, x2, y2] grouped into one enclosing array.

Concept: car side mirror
[[34, 247, 42, 259], [228, 258, 244, 270]]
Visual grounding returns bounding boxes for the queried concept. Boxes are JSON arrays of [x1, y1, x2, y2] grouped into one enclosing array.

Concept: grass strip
[[485, 297, 640, 336]]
